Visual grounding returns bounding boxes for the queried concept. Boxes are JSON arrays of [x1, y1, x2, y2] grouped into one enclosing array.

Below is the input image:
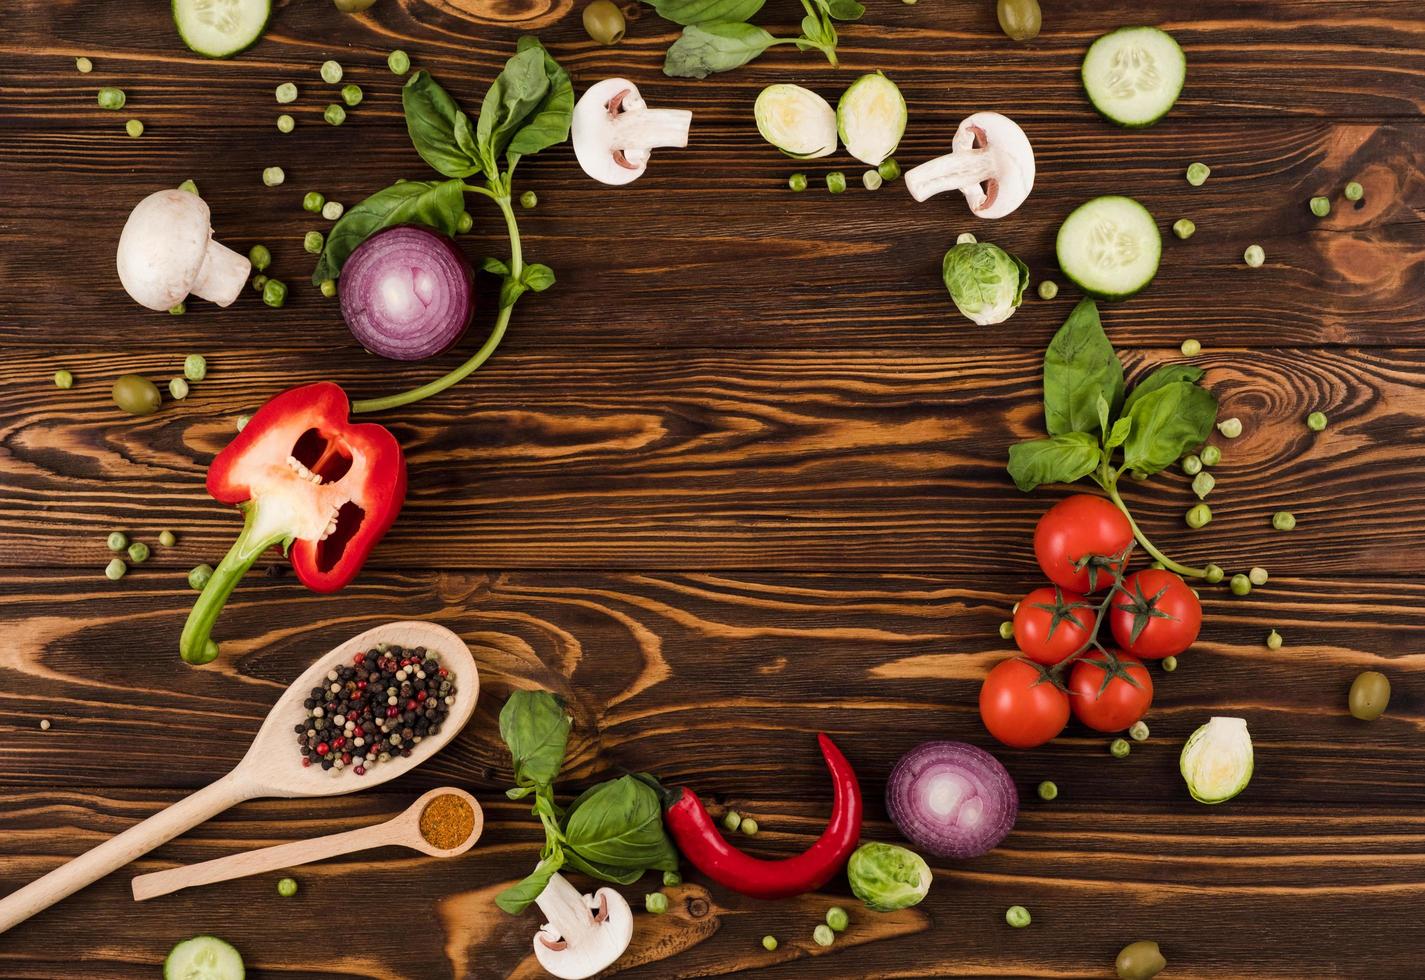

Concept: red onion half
[[339, 225, 475, 361], [886, 741, 1018, 859]]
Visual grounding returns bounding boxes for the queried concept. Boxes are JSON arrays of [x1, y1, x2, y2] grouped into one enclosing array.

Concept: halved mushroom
[[531, 872, 634, 979], [904, 112, 1035, 219], [572, 78, 692, 186], [116, 188, 251, 311]]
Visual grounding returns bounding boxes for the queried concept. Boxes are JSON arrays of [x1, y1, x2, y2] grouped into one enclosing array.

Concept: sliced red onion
[[886, 741, 1018, 859], [339, 225, 474, 361]]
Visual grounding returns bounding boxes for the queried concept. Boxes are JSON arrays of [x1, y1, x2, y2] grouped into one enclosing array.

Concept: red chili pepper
[[661, 733, 862, 899], [179, 382, 406, 664]]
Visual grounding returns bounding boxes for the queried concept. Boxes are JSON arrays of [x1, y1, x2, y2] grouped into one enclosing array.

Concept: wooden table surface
[[2, 0, 1423, 976]]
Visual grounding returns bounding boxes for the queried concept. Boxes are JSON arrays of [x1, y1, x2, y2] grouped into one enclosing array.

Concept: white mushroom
[[531, 873, 633, 979], [116, 189, 251, 311], [572, 79, 691, 186], [903, 112, 1035, 219]]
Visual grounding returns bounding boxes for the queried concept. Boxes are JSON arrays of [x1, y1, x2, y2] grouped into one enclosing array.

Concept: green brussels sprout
[[1180, 716, 1253, 804], [847, 842, 931, 911], [837, 72, 907, 167], [755, 84, 837, 159], [941, 242, 1030, 326]]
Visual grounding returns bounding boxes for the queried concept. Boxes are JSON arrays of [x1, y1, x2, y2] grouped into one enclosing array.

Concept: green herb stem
[[1099, 467, 1208, 579]]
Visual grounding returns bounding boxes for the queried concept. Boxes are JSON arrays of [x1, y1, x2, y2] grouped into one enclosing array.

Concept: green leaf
[[498, 689, 571, 793], [562, 775, 679, 873], [644, 0, 766, 26], [1121, 381, 1220, 477], [1096, 393, 1111, 436], [401, 71, 482, 179], [495, 852, 564, 915], [1105, 415, 1133, 450], [1043, 298, 1124, 437], [499, 277, 527, 310], [561, 850, 650, 885], [664, 22, 779, 78], [476, 45, 550, 179], [816, 0, 864, 21], [1007, 432, 1103, 492], [505, 37, 574, 167], [522, 263, 555, 292], [1122, 363, 1205, 417], [311, 179, 465, 284], [481, 256, 511, 277]]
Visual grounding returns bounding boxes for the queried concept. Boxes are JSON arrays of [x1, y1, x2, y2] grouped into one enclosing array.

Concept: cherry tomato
[[1110, 569, 1202, 659], [1034, 495, 1134, 593], [1013, 586, 1095, 665], [1068, 651, 1153, 732], [979, 658, 1070, 749]]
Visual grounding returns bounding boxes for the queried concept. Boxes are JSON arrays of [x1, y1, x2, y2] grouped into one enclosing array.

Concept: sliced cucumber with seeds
[[1056, 196, 1161, 300], [164, 935, 245, 980], [172, 0, 272, 59], [1082, 26, 1185, 128]]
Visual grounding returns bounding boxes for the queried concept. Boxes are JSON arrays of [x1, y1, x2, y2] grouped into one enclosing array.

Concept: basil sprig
[[1008, 299, 1220, 578], [652, 0, 862, 78]]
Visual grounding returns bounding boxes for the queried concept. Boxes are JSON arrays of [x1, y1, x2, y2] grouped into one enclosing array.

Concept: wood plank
[[1, 345, 1421, 573]]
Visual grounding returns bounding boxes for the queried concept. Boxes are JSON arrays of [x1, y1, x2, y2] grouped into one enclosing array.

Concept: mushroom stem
[[189, 240, 251, 307], [612, 108, 692, 162], [904, 150, 998, 203]]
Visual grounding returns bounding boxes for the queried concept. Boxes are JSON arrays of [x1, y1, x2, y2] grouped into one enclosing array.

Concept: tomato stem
[[1096, 465, 1209, 580]]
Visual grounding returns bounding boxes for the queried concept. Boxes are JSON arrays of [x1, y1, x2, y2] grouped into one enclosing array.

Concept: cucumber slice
[[1081, 26, 1185, 128], [164, 935, 246, 980], [755, 85, 837, 159], [1056, 196, 1161, 300], [172, 0, 272, 59]]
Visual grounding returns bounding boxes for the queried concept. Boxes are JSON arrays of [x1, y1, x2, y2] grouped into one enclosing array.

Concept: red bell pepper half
[[179, 382, 406, 664]]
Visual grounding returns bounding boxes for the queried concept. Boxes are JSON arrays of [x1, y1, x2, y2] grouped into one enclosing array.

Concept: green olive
[[112, 375, 161, 416], [1115, 940, 1167, 980], [333, 0, 377, 11], [996, 0, 1042, 42], [1348, 670, 1390, 721], [582, 0, 626, 45]]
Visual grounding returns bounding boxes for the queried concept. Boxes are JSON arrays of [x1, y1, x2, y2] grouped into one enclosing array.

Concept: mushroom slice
[[904, 112, 1035, 219], [573, 78, 692, 186], [755, 84, 837, 159], [531, 872, 634, 979], [116, 189, 251, 310]]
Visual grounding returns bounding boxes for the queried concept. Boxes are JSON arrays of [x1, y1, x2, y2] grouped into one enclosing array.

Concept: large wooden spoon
[[0, 620, 478, 935]]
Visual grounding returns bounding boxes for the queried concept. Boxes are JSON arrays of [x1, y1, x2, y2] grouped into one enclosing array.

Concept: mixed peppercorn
[[294, 644, 456, 775]]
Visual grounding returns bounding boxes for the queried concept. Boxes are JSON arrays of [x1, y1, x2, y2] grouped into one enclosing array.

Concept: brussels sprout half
[[837, 72, 906, 166], [1179, 716, 1254, 804], [755, 84, 837, 159]]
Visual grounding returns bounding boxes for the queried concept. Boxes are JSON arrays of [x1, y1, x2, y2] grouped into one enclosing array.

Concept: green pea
[[1307, 411, 1327, 431], [1217, 417, 1243, 439], [520, 191, 538, 209], [262, 166, 285, 187], [251, 274, 268, 292], [1037, 280, 1058, 300], [1200, 445, 1221, 467], [826, 171, 847, 194], [127, 541, 150, 564], [1109, 738, 1130, 759], [741, 817, 759, 835], [1172, 218, 1196, 239], [1348, 670, 1390, 721], [644, 892, 669, 914], [1309, 196, 1331, 218], [1185, 503, 1212, 529], [1243, 244, 1265, 267], [1272, 510, 1296, 531], [1161, 656, 1178, 672], [862, 169, 883, 191], [105, 558, 127, 581], [277, 877, 298, 897], [276, 82, 298, 104], [107, 531, 129, 552], [1116, 940, 1167, 980], [97, 87, 126, 110], [1230, 574, 1252, 596], [456, 211, 474, 234], [1191, 471, 1215, 499], [582, 0, 627, 45], [761, 935, 778, 952], [388, 50, 411, 75], [1266, 629, 1282, 650], [1128, 721, 1149, 741], [662, 870, 681, 887], [788, 173, 808, 192], [303, 191, 325, 213], [125, 119, 144, 138], [183, 354, 207, 382], [1185, 162, 1211, 186], [877, 158, 901, 181], [812, 924, 835, 946], [1344, 180, 1364, 202], [1037, 780, 1058, 801], [1181, 454, 1202, 476], [322, 201, 344, 221], [54, 369, 74, 389], [76, 57, 93, 74], [188, 564, 214, 591], [178, 179, 199, 196], [320, 60, 343, 84], [1249, 566, 1269, 586], [324, 104, 346, 126], [722, 810, 741, 833], [262, 279, 288, 308], [235, 414, 251, 432], [1005, 905, 1031, 928], [303, 230, 325, 254], [277, 114, 295, 133], [341, 84, 363, 107], [169, 302, 186, 316], [998, 620, 1014, 640], [158, 530, 176, 547], [1180, 338, 1201, 357], [168, 377, 190, 400], [826, 906, 849, 932], [248, 244, 272, 271], [1203, 563, 1224, 583], [320, 279, 338, 299], [112, 375, 161, 416]]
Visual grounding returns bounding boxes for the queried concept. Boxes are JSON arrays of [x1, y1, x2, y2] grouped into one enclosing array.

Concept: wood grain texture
[[1, 0, 1423, 977]]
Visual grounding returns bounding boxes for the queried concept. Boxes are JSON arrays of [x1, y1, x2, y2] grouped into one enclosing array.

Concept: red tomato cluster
[[979, 495, 1202, 749]]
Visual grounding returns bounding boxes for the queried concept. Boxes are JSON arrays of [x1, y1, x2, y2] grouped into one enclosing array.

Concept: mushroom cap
[[573, 78, 648, 187], [117, 189, 215, 310], [953, 112, 1035, 219]]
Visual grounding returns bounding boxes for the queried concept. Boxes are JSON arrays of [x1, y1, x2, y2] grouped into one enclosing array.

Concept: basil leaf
[[817, 0, 864, 21], [505, 37, 573, 166], [561, 850, 649, 885], [522, 262, 555, 292], [1122, 363, 1205, 417], [401, 71, 481, 179], [476, 45, 550, 180], [1007, 432, 1102, 492], [311, 178, 464, 284], [1105, 415, 1133, 450], [498, 689, 571, 793], [644, 0, 766, 26], [481, 256, 511, 277], [562, 775, 679, 873], [1043, 298, 1124, 438], [1121, 381, 1219, 477], [499, 277, 526, 310], [664, 22, 778, 78], [495, 852, 564, 915]]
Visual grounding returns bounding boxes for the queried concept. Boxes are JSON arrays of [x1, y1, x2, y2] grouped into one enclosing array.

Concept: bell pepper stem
[[178, 501, 292, 665]]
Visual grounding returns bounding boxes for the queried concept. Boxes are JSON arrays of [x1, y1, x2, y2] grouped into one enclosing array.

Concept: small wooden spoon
[[0, 621, 478, 935], [131, 786, 483, 902]]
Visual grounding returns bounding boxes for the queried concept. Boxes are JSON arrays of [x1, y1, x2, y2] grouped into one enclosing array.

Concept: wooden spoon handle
[[0, 771, 252, 935], [131, 820, 396, 902]]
